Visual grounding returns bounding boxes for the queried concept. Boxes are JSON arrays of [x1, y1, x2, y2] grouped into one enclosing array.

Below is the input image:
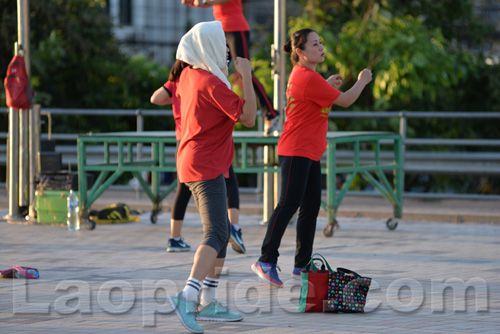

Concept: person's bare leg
[[171, 218, 183, 238], [228, 208, 246, 253], [205, 257, 225, 279], [228, 208, 239, 225], [167, 219, 191, 252], [189, 245, 218, 281]]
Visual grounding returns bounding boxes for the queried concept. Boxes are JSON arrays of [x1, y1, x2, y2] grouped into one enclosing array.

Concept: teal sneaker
[[196, 300, 243, 322], [229, 224, 246, 254], [168, 292, 204, 334]]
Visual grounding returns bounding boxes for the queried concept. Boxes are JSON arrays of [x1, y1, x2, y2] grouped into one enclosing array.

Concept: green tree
[[389, 0, 495, 51], [0, 0, 172, 134], [285, 0, 500, 194], [286, 1, 498, 132]]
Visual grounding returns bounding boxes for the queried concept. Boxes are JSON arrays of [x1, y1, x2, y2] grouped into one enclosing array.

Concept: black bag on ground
[[89, 203, 139, 224]]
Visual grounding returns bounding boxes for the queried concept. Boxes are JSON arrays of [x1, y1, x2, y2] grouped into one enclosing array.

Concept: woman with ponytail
[[252, 28, 373, 288]]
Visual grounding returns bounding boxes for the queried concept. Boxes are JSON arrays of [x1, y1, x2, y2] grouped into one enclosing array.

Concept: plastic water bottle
[[67, 190, 80, 231]]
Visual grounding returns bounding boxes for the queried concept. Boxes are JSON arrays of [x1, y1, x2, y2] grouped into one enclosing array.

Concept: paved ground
[[1, 189, 500, 333], [3, 187, 500, 225]]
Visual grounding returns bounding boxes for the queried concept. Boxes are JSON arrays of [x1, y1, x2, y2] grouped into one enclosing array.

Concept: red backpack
[[4, 55, 34, 109]]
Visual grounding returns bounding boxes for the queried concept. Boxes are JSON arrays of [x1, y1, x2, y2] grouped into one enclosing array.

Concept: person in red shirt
[[150, 60, 193, 253], [182, 0, 279, 125], [251, 28, 373, 288], [167, 21, 256, 333], [151, 60, 246, 254]]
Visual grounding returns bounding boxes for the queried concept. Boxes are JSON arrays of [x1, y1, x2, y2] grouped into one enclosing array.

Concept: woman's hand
[[234, 57, 252, 79], [327, 74, 344, 88], [333, 68, 373, 108], [235, 57, 257, 128], [358, 69, 373, 85]]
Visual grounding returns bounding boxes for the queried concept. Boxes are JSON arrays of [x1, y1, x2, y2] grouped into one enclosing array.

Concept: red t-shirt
[[176, 66, 244, 183], [164, 80, 182, 140], [278, 65, 341, 161], [213, 0, 249, 32]]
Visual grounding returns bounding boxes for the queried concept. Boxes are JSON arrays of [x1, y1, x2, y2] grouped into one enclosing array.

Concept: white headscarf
[[176, 21, 230, 89]]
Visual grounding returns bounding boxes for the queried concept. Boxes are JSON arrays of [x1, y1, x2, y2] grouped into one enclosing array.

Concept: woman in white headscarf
[[167, 21, 256, 334]]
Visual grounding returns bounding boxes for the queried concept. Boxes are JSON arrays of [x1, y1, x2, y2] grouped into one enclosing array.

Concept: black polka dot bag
[[325, 267, 372, 313]]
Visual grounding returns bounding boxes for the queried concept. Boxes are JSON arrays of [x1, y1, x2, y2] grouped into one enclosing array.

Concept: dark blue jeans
[[258, 156, 322, 268]]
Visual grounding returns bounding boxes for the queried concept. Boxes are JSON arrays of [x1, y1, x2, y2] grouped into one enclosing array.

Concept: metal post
[[19, 107, 29, 210], [7, 105, 20, 219], [28, 104, 40, 220], [275, 0, 286, 120], [5, 0, 31, 221], [135, 109, 144, 198], [136, 109, 144, 160], [263, 0, 286, 223], [275, 0, 286, 204], [18, 0, 30, 76], [399, 110, 407, 166], [19, 0, 30, 213]]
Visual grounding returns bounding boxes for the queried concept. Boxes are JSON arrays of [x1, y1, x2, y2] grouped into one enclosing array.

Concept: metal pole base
[[3, 213, 36, 224]]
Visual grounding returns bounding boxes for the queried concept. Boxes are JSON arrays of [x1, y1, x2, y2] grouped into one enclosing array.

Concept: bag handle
[[336, 267, 362, 278], [306, 253, 334, 273], [306, 258, 326, 273], [312, 253, 335, 273]]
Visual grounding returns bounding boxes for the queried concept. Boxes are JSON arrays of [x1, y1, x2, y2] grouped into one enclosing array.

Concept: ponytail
[[168, 59, 189, 82], [283, 40, 292, 53]]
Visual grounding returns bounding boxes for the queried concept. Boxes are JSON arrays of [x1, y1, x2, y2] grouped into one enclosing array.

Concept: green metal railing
[[77, 130, 403, 235]]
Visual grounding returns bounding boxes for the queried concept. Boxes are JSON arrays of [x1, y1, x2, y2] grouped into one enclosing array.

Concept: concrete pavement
[[1, 191, 500, 334]]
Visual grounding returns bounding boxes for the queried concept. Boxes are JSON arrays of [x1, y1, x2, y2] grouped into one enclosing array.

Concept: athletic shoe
[[167, 238, 191, 252], [291, 267, 306, 279], [168, 292, 203, 334], [229, 224, 246, 254], [196, 300, 243, 322], [292, 264, 320, 279], [251, 261, 283, 288]]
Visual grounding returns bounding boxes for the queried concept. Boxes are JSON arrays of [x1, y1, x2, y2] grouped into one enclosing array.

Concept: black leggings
[[258, 156, 322, 268], [171, 142, 240, 220], [225, 30, 279, 121]]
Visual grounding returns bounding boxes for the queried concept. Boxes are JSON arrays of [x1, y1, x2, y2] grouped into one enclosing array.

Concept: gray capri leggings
[[186, 174, 231, 259]]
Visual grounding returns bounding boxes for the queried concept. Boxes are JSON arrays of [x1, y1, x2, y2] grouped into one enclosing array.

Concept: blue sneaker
[[292, 264, 320, 279], [229, 224, 246, 254], [168, 292, 203, 333], [291, 267, 306, 279], [196, 300, 243, 322], [251, 261, 283, 288], [167, 237, 191, 252]]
